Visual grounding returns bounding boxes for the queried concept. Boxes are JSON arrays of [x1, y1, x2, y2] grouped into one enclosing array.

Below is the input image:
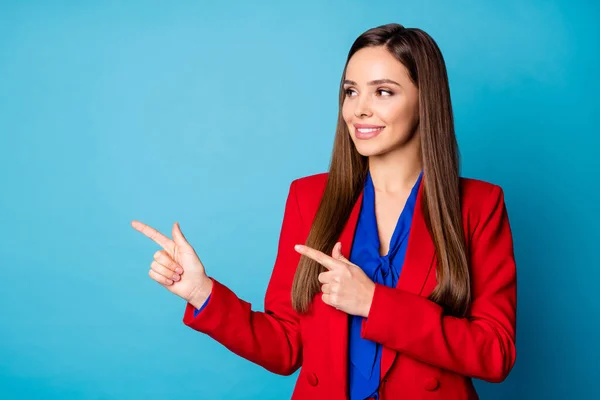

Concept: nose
[[354, 95, 373, 118]]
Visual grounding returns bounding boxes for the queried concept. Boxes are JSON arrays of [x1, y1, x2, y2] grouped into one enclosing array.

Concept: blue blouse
[[192, 169, 423, 400], [347, 169, 422, 399]]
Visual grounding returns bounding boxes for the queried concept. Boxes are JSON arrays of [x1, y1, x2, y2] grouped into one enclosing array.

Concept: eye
[[344, 88, 393, 97], [377, 89, 393, 96]]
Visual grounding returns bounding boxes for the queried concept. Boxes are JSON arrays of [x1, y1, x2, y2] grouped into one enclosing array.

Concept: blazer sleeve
[[182, 180, 304, 376], [193, 294, 211, 317], [360, 184, 517, 383]]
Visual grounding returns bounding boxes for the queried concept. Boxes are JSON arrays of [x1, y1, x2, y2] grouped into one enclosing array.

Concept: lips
[[354, 124, 385, 129], [355, 126, 384, 139]]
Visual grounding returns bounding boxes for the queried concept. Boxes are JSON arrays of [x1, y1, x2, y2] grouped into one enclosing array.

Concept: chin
[[352, 138, 389, 157]]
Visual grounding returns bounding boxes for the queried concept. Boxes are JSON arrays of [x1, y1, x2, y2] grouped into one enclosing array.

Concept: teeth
[[357, 127, 383, 133]]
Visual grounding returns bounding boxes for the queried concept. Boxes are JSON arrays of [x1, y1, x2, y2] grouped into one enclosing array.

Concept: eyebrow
[[343, 78, 402, 87]]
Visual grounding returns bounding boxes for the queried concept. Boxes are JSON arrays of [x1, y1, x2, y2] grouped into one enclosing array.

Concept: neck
[[368, 132, 422, 195]]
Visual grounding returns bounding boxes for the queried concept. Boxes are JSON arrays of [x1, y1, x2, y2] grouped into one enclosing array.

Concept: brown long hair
[[291, 23, 471, 318]]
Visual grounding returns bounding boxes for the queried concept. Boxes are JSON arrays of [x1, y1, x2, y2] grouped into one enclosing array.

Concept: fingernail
[[172, 274, 179, 280], [176, 267, 183, 274], [295, 244, 303, 251]]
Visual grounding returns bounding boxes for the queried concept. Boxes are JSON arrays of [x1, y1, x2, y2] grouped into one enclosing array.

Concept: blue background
[[1, 0, 598, 399]]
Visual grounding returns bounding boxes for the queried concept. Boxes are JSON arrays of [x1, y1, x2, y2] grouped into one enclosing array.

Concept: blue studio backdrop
[[1, 1, 598, 399]]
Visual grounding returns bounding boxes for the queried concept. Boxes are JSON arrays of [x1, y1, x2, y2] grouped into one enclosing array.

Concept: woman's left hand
[[294, 242, 376, 317]]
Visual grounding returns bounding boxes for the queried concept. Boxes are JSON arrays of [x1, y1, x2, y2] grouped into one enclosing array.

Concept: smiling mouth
[[356, 127, 383, 133], [355, 126, 384, 139]]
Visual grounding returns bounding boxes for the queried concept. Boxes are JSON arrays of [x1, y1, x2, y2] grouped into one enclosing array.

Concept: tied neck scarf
[[348, 169, 423, 398]]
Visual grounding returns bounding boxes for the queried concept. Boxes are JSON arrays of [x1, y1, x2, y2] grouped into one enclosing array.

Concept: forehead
[[345, 46, 410, 84]]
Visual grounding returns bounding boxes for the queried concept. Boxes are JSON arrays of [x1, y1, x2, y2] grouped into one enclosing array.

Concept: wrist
[[188, 277, 214, 309], [363, 282, 376, 318]]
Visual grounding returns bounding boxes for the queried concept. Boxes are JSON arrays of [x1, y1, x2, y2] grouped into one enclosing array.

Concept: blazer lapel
[[379, 175, 436, 381], [326, 174, 436, 397]]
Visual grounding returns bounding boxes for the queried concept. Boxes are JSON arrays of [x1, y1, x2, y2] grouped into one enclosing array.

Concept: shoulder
[[285, 172, 329, 224], [291, 172, 329, 203], [291, 172, 329, 210], [459, 177, 509, 239], [460, 176, 504, 204], [293, 171, 329, 189]]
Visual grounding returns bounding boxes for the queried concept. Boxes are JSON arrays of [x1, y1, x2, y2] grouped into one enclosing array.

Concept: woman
[[132, 23, 517, 400]]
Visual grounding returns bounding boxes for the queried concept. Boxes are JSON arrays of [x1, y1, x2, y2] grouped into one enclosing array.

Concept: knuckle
[[330, 295, 337, 306], [150, 269, 168, 284], [149, 269, 158, 279], [151, 262, 170, 280], [150, 261, 161, 272]]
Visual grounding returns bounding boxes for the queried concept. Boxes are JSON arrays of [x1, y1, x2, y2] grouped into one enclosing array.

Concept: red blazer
[[183, 172, 517, 400]]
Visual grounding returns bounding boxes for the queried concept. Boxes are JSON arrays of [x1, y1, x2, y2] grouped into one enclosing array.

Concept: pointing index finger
[[131, 220, 175, 255], [295, 244, 340, 271]]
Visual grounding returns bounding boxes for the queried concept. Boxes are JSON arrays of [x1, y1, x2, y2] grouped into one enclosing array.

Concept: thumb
[[332, 242, 347, 261], [172, 221, 190, 247]]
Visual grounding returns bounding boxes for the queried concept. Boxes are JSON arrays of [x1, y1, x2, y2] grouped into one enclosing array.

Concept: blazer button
[[423, 377, 439, 391], [307, 372, 319, 386]]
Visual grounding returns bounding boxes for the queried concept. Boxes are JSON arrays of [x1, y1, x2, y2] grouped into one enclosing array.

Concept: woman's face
[[342, 46, 420, 157]]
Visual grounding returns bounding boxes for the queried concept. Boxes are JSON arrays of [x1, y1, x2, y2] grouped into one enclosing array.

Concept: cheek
[[342, 104, 356, 135], [384, 101, 417, 128], [342, 101, 353, 123]]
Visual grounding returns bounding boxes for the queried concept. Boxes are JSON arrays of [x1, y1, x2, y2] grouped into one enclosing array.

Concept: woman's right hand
[[131, 220, 213, 306]]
